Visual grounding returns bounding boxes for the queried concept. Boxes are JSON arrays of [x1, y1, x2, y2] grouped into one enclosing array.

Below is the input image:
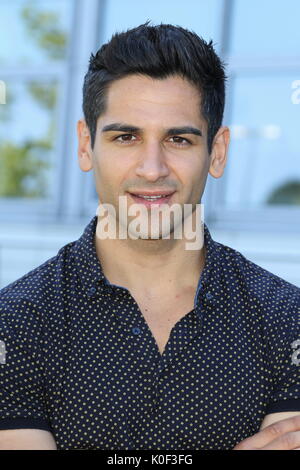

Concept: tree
[[0, 0, 67, 198], [266, 181, 300, 206]]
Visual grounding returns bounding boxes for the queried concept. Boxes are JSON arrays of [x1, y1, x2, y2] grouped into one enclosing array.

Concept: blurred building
[[0, 0, 299, 288]]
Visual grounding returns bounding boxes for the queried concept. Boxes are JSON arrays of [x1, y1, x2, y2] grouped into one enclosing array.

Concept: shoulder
[[217, 241, 300, 323], [0, 239, 77, 332]]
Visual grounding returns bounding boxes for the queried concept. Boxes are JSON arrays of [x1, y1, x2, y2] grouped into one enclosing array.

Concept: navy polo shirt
[[0, 215, 299, 450]]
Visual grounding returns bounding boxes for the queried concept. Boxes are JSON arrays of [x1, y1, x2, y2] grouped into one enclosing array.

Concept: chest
[[130, 289, 196, 355], [46, 294, 268, 449]]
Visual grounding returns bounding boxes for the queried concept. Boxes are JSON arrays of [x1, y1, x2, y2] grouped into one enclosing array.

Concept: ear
[[77, 118, 93, 172], [208, 126, 230, 178]]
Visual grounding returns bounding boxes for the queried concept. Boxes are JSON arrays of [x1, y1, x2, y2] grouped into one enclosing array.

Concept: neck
[[94, 218, 206, 293]]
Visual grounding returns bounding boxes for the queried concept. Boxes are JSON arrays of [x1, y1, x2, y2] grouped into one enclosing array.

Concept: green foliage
[[0, 140, 50, 198], [21, 2, 67, 60], [27, 80, 58, 111], [266, 181, 300, 205], [0, 1, 67, 198]]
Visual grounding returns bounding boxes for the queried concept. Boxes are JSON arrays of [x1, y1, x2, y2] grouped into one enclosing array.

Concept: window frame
[[2, 0, 299, 233], [204, 0, 300, 233], [0, 0, 105, 224]]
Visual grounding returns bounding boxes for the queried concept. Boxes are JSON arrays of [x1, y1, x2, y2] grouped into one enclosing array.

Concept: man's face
[[78, 74, 228, 238]]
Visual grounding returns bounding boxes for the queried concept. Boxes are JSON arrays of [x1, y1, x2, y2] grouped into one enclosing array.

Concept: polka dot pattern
[[0, 215, 299, 450]]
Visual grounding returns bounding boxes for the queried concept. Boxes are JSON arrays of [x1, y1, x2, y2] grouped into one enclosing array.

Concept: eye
[[169, 136, 191, 146], [114, 134, 137, 143]]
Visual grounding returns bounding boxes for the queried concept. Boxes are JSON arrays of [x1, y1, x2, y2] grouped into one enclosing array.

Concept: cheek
[[95, 152, 116, 182], [177, 158, 205, 184], [179, 159, 208, 200], [95, 153, 128, 196]]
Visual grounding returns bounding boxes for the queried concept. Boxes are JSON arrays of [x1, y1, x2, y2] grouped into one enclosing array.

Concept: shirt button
[[87, 286, 97, 297], [132, 327, 141, 335], [205, 292, 214, 301]]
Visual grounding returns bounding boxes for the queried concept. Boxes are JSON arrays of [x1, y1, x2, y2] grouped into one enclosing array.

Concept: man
[[0, 22, 299, 450]]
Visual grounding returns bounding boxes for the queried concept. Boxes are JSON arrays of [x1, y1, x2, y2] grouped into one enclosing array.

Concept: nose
[[135, 141, 170, 181]]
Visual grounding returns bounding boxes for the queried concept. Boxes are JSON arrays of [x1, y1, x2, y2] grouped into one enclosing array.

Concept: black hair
[[82, 21, 226, 154]]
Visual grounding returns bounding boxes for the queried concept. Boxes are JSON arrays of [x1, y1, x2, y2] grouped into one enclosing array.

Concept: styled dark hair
[[82, 21, 226, 153]]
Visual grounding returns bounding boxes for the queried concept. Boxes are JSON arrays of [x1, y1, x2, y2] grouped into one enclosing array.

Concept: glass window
[[225, 74, 300, 209], [0, 0, 73, 208], [0, 0, 72, 66], [0, 79, 60, 199], [220, 0, 300, 219], [229, 0, 300, 57], [102, 0, 223, 47]]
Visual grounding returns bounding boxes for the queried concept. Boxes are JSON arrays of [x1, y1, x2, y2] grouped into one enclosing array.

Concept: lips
[[127, 191, 175, 206]]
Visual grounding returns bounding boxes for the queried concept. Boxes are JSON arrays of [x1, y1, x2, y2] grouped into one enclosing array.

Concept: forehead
[[101, 74, 204, 126]]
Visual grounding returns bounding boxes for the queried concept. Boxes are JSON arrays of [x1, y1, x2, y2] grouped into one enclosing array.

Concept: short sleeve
[[0, 298, 52, 432], [265, 288, 300, 415]]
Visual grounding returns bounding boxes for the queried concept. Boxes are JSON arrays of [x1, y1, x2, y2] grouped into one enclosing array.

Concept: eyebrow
[[101, 122, 202, 137]]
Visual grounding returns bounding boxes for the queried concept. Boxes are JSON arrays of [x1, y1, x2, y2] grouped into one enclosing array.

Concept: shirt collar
[[73, 215, 224, 300], [73, 216, 106, 293], [194, 222, 224, 307]]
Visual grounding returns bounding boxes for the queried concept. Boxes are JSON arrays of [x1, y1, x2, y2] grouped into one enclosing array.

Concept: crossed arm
[[0, 428, 57, 449], [233, 411, 300, 450]]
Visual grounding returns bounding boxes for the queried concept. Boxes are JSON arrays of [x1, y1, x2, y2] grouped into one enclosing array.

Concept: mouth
[[126, 191, 176, 207]]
